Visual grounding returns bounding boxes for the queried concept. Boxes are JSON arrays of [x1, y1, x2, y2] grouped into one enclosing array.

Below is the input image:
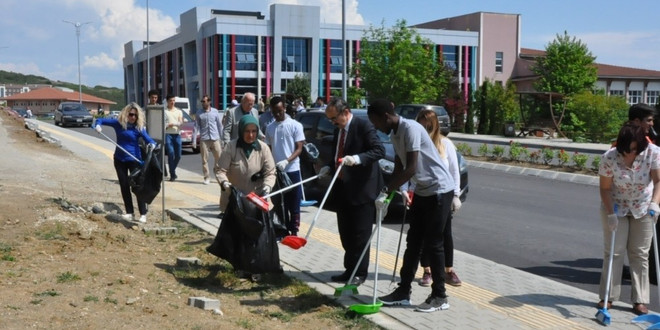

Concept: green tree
[[474, 80, 518, 135], [285, 73, 311, 105], [532, 31, 597, 96], [352, 20, 451, 105], [562, 91, 628, 143]]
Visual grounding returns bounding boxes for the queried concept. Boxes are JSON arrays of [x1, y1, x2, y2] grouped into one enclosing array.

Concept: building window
[[495, 52, 503, 73], [442, 45, 458, 70], [235, 35, 259, 71], [647, 90, 660, 105], [610, 90, 624, 97], [628, 90, 642, 104], [282, 37, 309, 72]]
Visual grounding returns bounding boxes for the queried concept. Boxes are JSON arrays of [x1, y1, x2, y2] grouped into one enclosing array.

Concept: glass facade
[[442, 45, 458, 70], [282, 37, 309, 72]]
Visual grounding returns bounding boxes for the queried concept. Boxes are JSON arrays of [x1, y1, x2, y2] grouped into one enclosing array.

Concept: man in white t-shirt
[[265, 96, 305, 236], [368, 98, 455, 313], [164, 94, 184, 181]]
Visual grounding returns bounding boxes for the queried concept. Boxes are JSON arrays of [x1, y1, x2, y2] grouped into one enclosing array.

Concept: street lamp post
[[63, 20, 91, 104]]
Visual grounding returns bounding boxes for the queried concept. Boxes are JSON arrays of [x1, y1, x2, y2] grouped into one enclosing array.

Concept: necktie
[[336, 128, 346, 169]]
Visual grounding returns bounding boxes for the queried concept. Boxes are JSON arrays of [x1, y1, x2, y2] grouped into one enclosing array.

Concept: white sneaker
[[121, 214, 134, 221], [203, 178, 211, 185], [138, 215, 147, 223]]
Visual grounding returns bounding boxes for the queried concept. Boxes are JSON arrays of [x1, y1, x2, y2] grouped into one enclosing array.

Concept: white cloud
[[0, 62, 44, 76], [84, 52, 119, 69]]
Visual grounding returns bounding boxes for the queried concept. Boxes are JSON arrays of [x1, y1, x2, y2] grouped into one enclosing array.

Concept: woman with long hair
[[414, 109, 463, 287], [93, 103, 156, 223]]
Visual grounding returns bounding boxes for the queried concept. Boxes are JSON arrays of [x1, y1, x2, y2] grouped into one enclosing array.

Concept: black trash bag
[[270, 169, 293, 237], [129, 144, 163, 204], [206, 187, 281, 274]]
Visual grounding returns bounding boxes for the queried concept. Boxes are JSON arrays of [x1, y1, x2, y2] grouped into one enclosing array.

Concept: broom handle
[[652, 211, 660, 304], [262, 174, 321, 199], [603, 230, 615, 307], [304, 162, 344, 240]]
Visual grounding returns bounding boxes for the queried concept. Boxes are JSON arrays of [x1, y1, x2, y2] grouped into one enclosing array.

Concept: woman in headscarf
[[216, 115, 276, 210]]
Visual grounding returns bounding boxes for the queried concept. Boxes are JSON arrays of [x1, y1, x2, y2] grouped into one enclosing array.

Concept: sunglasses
[[128, 113, 137, 117]]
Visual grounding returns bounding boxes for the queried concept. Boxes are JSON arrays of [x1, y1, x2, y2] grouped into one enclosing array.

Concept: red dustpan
[[246, 174, 321, 212], [281, 161, 345, 249]]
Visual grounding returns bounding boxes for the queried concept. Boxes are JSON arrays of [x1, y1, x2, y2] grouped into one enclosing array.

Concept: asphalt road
[[63, 121, 658, 311]]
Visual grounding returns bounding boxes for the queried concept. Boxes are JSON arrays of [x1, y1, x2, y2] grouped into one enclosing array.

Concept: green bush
[[455, 142, 472, 156], [528, 150, 541, 164], [572, 152, 589, 170], [591, 155, 601, 171], [556, 149, 570, 167], [478, 143, 489, 157], [492, 145, 505, 159], [508, 141, 527, 161], [541, 147, 554, 165]]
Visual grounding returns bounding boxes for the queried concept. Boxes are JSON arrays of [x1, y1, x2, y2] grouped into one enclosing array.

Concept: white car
[[109, 111, 121, 119]]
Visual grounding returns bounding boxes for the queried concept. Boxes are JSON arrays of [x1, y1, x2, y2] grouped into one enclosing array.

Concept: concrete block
[[188, 297, 220, 310], [176, 257, 201, 267]]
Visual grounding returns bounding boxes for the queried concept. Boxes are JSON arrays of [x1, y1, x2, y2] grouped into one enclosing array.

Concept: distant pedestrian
[[164, 94, 184, 181], [195, 95, 223, 185], [265, 96, 305, 236], [148, 89, 160, 106], [222, 93, 263, 146]]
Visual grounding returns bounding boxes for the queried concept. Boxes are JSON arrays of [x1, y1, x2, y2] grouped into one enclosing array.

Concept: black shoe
[[217, 212, 225, 219], [330, 272, 351, 282], [349, 276, 366, 286], [169, 174, 177, 182], [379, 286, 412, 306]]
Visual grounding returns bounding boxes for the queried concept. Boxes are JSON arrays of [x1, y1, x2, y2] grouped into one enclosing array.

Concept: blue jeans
[[165, 134, 182, 177]]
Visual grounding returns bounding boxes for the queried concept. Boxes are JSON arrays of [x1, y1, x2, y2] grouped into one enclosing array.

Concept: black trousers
[[399, 191, 454, 298], [337, 202, 375, 277], [421, 212, 454, 268], [114, 158, 147, 216]]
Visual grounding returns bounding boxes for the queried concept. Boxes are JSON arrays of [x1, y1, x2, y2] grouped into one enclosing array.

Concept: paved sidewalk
[[33, 120, 648, 329]]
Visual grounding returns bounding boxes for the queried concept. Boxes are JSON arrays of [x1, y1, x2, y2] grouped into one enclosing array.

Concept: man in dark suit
[[319, 97, 385, 286]]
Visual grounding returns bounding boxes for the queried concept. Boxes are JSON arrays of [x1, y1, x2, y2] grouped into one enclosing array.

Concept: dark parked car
[[180, 110, 200, 153], [395, 104, 451, 136], [54, 102, 93, 127], [295, 109, 468, 215]]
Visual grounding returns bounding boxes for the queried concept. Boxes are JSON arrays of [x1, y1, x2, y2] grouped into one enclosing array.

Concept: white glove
[[221, 181, 232, 191], [342, 155, 357, 166], [260, 185, 271, 197], [400, 189, 412, 207], [95, 125, 102, 133], [452, 196, 462, 213], [650, 202, 660, 223], [276, 159, 289, 172], [607, 214, 618, 232], [318, 166, 331, 178]]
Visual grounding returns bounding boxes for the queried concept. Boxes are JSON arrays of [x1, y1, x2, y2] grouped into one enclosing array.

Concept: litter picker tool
[[335, 191, 396, 297], [596, 206, 617, 326], [94, 128, 143, 165], [347, 191, 395, 315], [280, 161, 344, 249], [632, 210, 660, 327], [300, 182, 317, 207], [246, 174, 322, 211], [390, 190, 412, 288]]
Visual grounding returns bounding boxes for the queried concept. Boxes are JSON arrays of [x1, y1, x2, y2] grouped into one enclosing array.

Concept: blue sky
[[1, 0, 658, 88]]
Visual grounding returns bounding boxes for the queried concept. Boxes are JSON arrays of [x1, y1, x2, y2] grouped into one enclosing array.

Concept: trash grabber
[[596, 226, 616, 325], [335, 191, 395, 297], [94, 128, 143, 165], [246, 174, 321, 211], [390, 190, 412, 287], [281, 161, 344, 249]]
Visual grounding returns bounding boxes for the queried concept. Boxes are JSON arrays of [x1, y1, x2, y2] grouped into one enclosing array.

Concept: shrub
[[492, 145, 505, 159], [455, 142, 472, 156], [508, 141, 526, 161], [556, 149, 570, 167], [478, 143, 489, 157], [572, 152, 588, 170], [591, 155, 601, 172], [541, 147, 554, 165], [528, 150, 541, 164]]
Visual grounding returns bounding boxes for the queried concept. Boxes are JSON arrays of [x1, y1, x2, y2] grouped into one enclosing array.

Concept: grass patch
[[30, 299, 42, 305], [0, 242, 15, 261], [1, 255, 15, 261], [104, 297, 118, 305], [34, 290, 59, 297], [84, 295, 99, 302], [56, 271, 81, 283], [36, 223, 67, 241]]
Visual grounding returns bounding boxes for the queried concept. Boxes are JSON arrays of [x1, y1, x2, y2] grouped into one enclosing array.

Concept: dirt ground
[[0, 111, 374, 330]]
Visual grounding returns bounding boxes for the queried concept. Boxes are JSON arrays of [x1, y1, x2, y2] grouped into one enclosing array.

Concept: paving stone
[[188, 297, 220, 310]]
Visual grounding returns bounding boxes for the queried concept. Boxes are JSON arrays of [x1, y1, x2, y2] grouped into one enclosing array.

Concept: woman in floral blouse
[[598, 121, 660, 315]]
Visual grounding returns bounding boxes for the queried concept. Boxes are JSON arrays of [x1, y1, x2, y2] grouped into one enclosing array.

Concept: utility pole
[[63, 20, 91, 104]]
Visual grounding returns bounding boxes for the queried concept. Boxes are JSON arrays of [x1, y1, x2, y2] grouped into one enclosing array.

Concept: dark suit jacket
[[326, 115, 385, 207]]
